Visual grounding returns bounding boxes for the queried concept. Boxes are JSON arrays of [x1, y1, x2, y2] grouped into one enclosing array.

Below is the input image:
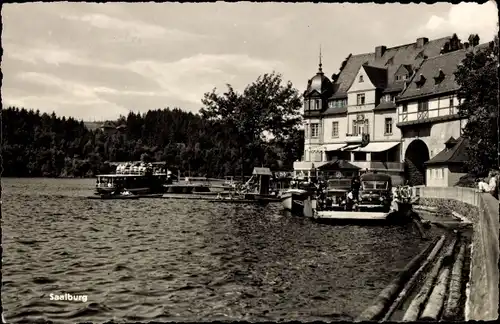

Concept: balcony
[[397, 106, 461, 126], [350, 161, 404, 172], [345, 133, 369, 144]]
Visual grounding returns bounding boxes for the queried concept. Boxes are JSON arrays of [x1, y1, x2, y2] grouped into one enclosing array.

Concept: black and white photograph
[[1, 1, 499, 323]]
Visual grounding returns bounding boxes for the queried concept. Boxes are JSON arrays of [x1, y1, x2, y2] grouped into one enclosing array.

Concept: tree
[[455, 36, 499, 175], [200, 72, 302, 176]]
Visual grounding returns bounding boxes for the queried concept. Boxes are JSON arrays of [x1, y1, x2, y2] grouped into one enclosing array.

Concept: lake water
[[1, 178, 444, 323]]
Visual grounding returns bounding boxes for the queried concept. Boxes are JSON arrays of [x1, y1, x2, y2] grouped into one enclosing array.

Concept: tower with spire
[[303, 45, 332, 113]]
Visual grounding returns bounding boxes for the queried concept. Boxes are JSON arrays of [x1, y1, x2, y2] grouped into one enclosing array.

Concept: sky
[[2, 1, 498, 121]]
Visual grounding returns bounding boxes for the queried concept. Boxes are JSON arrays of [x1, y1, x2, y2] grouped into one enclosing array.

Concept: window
[[401, 104, 408, 122], [449, 97, 454, 108], [417, 100, 429, 119], [382, 94, 392, 102], [357, 93, 366, 105], [310, 123, 319, 138], [359, 75, 364, 83], [314, 100, 320, 110], [329, 101, 335, 109], [331, 121, 339, 138], [396, 75, 407, 81], [352, 118, 368, 136], [384, 118, 393, 135]]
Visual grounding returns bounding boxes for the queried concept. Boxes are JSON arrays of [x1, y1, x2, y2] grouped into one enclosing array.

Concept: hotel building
[[294, 33, 487, 186]]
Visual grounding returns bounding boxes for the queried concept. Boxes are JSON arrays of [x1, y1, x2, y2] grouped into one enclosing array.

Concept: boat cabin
[[360, 173, 392, 191]]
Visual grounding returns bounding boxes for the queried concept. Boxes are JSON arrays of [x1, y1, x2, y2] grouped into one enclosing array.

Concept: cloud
[[126, 54, 285, 104], [6, 44, 91, 66], [4, 72, 129, 119], [3, 53, 283, 119], [63, 13, 205, 41], [419, 1, 498, 42]]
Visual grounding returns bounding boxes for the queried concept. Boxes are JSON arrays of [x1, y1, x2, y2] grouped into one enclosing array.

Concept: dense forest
[[1, 72, 305, 178]]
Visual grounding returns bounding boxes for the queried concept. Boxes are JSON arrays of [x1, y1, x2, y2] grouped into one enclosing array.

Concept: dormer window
[[359, 75, 364, 83], [396, 75, 407, 81], [415, 50, 425, 59], [434, 69, 445, 84], [416, 74, 426, 88], [314, 99, 320, 110]]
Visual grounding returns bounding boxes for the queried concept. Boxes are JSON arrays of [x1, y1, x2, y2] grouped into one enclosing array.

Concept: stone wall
[[416, 186, 499, 320]]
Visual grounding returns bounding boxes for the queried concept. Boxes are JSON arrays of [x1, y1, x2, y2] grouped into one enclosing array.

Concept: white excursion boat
[[279, 180, 318, 217]]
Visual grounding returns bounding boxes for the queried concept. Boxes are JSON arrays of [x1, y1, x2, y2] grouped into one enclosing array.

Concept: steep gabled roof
[[425, 137, 468, 166], [398, 42, 492, 101], [331, 36, 451, 98], [397, 49, 467, 100], [362, 65, 388, 89]]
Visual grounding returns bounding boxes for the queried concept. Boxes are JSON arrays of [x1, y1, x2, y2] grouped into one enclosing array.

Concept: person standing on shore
[[477, 170, 498, 197]]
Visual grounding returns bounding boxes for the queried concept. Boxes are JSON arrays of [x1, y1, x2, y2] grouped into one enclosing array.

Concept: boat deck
[[315, 211, 388, 220]]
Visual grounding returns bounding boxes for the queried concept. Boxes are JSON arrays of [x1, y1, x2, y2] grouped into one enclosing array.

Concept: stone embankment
[[355, 186, 498, 322]]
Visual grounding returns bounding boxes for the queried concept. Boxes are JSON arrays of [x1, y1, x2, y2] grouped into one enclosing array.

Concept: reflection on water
[[2, 178, 443, 322]]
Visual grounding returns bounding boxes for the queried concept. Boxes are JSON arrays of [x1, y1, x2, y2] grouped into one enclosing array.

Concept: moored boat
[[312, 172, 393, 221], [88, 194, 140, 200], [280, 188, 311, 215], [94, 161, 172, 197]]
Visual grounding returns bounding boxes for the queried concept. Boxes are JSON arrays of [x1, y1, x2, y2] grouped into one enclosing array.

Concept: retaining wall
[[415, 186, 499, 320]]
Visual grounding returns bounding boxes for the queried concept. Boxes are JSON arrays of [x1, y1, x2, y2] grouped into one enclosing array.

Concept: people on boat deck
[[350, 175, 361, 201], [389, 184, 430, 240]]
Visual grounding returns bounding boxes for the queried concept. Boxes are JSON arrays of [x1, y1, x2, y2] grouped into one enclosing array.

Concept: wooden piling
[[442, 243, 466, 320], [381, 235, 446, 321], [355, 237, 438, 322], [420, 267, 451, 320], [402, 238, 457, 321]]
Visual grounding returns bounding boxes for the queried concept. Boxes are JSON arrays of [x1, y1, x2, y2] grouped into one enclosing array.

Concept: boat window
[[328, 179, 351, 188], [362, 181, 388, 190], [362, 182, 375, 190]]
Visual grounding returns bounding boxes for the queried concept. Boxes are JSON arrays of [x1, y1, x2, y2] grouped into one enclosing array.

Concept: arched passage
[[404, 139, 430, 186]]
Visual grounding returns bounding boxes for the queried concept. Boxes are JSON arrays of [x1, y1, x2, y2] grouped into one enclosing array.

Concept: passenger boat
[[279, 179, 319, 216], [94, 161, 171, 197], [313, 172, 393, 221], [88, 193, 140, 200]]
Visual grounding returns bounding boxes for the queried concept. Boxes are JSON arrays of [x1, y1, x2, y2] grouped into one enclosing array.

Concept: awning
[[352, 142, 400, 153], [341, 144, 361, 151], [309, 146, 324, 153], [323, 143, 347, 151]]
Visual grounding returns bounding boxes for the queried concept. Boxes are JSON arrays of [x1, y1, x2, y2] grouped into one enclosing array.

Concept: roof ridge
[[363, 64, 387, 71], [349, 36, 452, 58], [424, 48, 468, 60]]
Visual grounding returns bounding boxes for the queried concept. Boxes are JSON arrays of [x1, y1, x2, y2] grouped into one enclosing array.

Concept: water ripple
[[2, 178, 446, 322]]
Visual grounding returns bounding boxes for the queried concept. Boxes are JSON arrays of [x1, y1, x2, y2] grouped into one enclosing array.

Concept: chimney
[[375, 46, 387, 59], [416, 37, 429, 47]]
